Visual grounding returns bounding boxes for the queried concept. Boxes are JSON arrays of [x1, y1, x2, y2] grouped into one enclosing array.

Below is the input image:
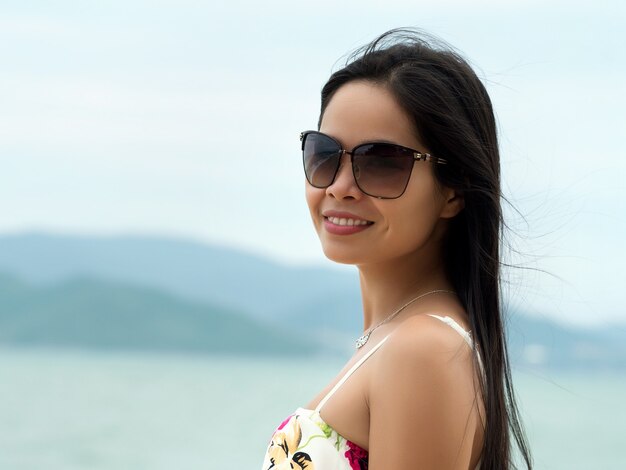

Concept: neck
[[357, 246, 453, 332]]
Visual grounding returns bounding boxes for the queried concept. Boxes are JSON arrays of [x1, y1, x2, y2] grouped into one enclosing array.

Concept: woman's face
[[305, 80, 463, 266]]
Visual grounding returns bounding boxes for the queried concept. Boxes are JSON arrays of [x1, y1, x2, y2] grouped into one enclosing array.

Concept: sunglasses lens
[[353, 143, 414, 198], [302, 133, 341, 188]]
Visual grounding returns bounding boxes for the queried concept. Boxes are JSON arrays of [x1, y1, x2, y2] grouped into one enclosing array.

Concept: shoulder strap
[[426, 314, 474, 346], [315, 315, 486, 413], [315, 333, 392, 413], [427, 314, 485, 379]]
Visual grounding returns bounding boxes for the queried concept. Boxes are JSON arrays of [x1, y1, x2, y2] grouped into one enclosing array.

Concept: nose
[[325, 152, 362, 200]]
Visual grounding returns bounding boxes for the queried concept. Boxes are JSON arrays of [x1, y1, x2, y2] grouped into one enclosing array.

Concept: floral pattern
[[344, 440, 368, 470], [265, 413, 315, 469], [262, 408, 368, 470]]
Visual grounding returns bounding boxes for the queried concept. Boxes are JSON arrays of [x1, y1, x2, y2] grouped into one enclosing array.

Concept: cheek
[[305, 183, 323, 224], [384, 205, 440, 256], [384, 182, 444, 244]]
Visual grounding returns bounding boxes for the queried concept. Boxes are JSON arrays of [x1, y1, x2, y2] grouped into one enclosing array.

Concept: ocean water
[[0, 347, 624, 469]]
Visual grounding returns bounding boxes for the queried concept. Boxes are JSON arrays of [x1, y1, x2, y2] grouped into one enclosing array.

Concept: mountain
[[0, 232, 361, 331], [0, 272, 319, 355], [1, 231, 625, 368], [506, 312, 626, 370]]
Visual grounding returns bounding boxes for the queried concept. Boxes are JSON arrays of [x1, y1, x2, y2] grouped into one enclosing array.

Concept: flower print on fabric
[[262, 407, 370, 470], [344, 439, 369, 470], [265, 414, 315, 470]]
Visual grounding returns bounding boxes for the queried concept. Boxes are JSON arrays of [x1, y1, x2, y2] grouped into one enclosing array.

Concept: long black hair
[[318, 28, 532, 469]]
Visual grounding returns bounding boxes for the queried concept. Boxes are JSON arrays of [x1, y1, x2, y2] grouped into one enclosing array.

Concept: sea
[[0, 347, 624, 469]]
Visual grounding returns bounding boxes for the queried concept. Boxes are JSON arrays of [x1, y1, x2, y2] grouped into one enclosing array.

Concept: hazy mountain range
[[0, 232, 624, 369], [0, 271, 317, 355]]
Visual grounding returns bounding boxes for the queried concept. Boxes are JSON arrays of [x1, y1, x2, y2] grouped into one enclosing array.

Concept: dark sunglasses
[[300, 130, 448, 199]]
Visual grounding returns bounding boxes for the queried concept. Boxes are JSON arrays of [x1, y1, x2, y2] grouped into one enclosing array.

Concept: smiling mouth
[[324, 216, 374, 226]]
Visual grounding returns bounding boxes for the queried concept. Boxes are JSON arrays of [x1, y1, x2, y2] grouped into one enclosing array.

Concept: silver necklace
[[355, 289, 456, 349]]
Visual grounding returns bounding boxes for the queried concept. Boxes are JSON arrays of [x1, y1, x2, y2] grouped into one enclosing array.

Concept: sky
[[1, 1, 624, 327]]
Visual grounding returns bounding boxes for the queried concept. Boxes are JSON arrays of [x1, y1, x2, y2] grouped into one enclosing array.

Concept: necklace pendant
[[355, 331, 371, 349], [353, 290, 456, 350]]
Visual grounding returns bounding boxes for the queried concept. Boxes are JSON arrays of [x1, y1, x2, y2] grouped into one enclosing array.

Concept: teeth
[[327, 216, 371, 226]]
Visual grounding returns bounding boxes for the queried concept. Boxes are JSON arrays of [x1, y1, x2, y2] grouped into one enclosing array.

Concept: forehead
[[319, 80, 421, 149]]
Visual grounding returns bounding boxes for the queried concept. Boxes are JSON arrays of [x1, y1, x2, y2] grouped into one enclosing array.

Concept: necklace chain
[[355, 289, 456, 349]]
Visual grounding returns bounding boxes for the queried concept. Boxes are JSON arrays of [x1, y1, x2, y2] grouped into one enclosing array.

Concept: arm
[[368, 316, 483, 469]]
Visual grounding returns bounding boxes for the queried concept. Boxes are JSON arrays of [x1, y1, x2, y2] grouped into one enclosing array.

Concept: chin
[[321, 246, 366, 266]]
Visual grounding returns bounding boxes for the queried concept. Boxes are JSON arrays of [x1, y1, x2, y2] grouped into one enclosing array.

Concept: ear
[[439, 187, 465, 219]]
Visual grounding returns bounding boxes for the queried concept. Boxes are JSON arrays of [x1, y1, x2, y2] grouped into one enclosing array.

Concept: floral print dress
[[261, 333, 391, 469], [262, 406, 369, 470], [261, 315, 483, 470]]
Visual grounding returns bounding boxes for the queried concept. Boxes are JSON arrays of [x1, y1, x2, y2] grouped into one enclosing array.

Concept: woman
[[261, 28, 532, 470]]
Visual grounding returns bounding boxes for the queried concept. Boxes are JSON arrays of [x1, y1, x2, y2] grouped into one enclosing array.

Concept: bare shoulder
[[367, 314, 483, 469], [376, 313, 474, 368], [370, 313, 479, 410]]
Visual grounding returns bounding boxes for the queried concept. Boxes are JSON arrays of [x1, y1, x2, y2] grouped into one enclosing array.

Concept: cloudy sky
[[1, 1, 624, 326]]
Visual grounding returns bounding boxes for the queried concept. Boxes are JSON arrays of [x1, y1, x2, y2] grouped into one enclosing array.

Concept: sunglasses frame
[[300, 130, 448, 199]]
